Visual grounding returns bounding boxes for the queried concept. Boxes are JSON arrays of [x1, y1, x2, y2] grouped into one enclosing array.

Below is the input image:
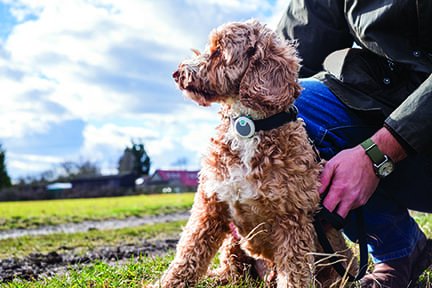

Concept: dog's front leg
[[273, 222, 315, 288], [150, 188, 230, 288]]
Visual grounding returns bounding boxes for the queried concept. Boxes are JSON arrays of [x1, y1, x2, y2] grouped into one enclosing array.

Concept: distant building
[[70, 173, 136, 197], [46, 182, 73, 191], [0, 169, 198, 202], [0, 174, 138, 201], [140, 169, 199, 193]]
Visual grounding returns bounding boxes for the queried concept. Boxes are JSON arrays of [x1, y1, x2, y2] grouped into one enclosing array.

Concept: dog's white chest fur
[[203, 126, 260, 204]]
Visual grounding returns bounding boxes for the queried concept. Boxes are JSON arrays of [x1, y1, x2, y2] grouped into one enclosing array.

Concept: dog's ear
[[239, 23, 301, 114]]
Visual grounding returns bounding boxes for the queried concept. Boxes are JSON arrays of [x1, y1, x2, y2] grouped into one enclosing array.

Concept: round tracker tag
[[234, 116, 255, 138]]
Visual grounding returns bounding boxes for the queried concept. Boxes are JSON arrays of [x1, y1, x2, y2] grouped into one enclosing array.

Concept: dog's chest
[[216, 166, 257, 204], [204, 131, 261, 204]]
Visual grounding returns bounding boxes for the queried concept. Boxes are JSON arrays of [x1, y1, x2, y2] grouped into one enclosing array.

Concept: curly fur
[[149, 20, 356, 288]]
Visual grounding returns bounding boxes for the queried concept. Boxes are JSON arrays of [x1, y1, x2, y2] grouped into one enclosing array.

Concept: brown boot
[[361, 237, 432, 288]]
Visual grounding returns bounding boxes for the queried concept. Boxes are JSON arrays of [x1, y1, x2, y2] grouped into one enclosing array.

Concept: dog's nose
[[172, 70, 180, 83]]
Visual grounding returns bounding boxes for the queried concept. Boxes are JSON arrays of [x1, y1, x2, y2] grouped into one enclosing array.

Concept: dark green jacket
[[277, 0, 432, 154]]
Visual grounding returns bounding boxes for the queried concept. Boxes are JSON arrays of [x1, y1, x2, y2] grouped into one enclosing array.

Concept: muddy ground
[[0, 238, 179, 282], [0, 212, 191, 283], [0, 212, 190, 240]]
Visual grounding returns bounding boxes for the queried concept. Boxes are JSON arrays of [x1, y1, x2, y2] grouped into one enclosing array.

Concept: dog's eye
[[246, 46, 256, 57], [210, 47, 221, 59]]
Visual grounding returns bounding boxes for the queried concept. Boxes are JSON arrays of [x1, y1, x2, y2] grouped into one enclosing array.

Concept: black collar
[[233, 105, 298, 138]]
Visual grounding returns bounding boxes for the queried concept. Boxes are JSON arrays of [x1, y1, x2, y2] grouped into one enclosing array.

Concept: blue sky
[[0, 0, 286, 181]]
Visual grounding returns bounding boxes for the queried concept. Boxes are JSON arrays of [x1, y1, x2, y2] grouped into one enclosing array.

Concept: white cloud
[[0, 73, 73, 138], [0, 0, 283, 179], [7, 152, 64, 176], [78, 104, 219, 172], [2, 0, 278, 122]]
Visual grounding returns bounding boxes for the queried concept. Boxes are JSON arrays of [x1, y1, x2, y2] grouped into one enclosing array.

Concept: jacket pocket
[[324, 48, 410, 109]]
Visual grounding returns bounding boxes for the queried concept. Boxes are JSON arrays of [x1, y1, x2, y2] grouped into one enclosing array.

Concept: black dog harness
[[313, 192, 368, 281], [311, 144, 368, 282]]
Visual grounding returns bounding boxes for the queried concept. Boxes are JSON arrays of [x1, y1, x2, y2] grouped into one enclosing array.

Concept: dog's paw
[[253, 259, 277, 286], [209, 265, 258, 285], [206, 268, 232, 285]]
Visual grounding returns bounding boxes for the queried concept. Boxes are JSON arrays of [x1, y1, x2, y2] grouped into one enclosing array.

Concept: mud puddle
[[0, 238, 178, 282], [0, 212, 190, 240]]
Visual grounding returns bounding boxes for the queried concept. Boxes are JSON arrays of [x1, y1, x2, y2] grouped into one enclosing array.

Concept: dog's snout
[[172, 70, 180, 82]]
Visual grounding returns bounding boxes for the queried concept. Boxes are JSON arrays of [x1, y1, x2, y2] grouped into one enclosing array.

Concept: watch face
[[378, 161, 395, 177]]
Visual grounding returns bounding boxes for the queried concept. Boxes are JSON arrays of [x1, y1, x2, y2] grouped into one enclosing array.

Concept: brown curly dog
[[148, 20, 357, 288]]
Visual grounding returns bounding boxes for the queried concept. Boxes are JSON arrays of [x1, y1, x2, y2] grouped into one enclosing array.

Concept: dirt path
[[0, 238, 179, 282], [0, 212, 191, 282], [0, 211, 190, 240]]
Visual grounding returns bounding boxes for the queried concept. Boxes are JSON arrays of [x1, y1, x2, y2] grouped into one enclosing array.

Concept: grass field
[[0, 193, 194, 230], [3, 255, 265, 288], [0, 194, 431, 287]]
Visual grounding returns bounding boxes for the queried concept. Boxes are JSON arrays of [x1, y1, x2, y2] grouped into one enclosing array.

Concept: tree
[[118, 141, 151, 176], [0, 145, 12, 189], [76, 160, 101, 177], [57, 160, 101, 181]]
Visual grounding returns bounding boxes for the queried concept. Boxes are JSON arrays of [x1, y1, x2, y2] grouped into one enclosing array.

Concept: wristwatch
[[360, 138, 395, 178]]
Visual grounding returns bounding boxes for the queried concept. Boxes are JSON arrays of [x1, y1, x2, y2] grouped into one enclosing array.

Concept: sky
[[0, 0, 288, 182]]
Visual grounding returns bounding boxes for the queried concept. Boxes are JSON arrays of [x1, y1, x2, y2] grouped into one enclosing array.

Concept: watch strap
[[360, 138, 385, 165]]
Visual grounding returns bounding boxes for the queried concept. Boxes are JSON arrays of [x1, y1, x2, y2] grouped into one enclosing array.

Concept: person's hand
[[319, 145, 380, 218], [318, 127, 407, 218]]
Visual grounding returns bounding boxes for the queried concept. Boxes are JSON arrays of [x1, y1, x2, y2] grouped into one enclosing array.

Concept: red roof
[[152, 170, 199, 187]]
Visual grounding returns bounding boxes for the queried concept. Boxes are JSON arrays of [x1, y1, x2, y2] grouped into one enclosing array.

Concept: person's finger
[[322, 186, 341, 213], [319, 161, 335, 195], [335, 201, 351, 219]]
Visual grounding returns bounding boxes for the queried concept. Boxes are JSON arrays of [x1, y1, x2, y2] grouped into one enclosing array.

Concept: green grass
[[412, 212, 432, 236], [0, 220, 186, 259], [0, 193, 194, 230], [411, 212, 432, 287], [2, 256, 164, 288], [0, 197, 431, 287], [3, 254, 429, 288], [2, 254, 265, 288]]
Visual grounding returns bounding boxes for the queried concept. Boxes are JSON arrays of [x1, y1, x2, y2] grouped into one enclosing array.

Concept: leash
[[313, 199, 368, 281], [310, 138, 368, 281]]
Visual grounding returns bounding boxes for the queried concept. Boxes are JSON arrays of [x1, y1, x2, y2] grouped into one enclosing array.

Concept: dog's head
[[173, 20, 301, 116]]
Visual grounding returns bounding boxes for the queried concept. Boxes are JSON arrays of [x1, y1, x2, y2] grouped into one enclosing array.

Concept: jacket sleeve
[[276, 0, 354, 78], [385, 74, 432, 154]]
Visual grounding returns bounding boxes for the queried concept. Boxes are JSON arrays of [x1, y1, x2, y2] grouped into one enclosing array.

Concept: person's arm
[[319, 75, 432, 218], [276, 0, 354, 78], [371, 128, 407, 163], [385, 74, 432, 154], [319, 128, 406, 218]]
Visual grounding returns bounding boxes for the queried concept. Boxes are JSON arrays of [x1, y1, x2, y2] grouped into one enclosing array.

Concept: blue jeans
[[296, 78, 432, 263]]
